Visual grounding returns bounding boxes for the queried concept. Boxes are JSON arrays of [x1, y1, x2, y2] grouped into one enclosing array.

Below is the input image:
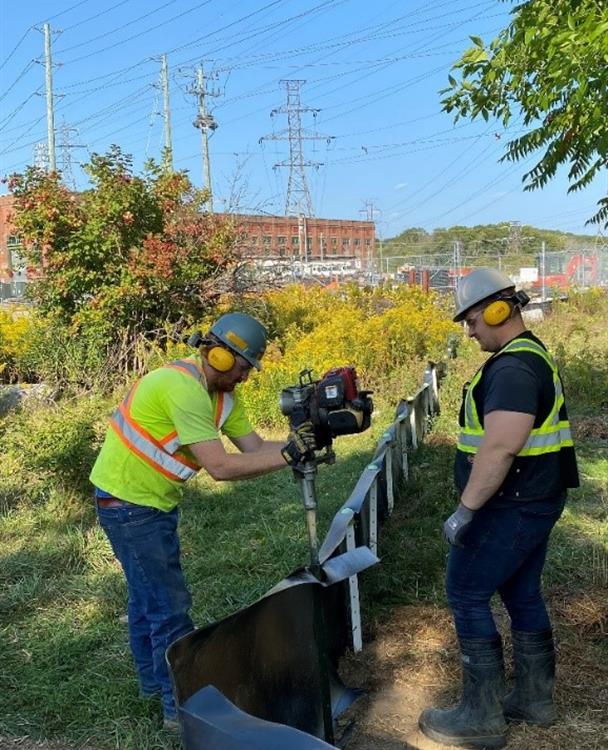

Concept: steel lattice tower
[[263, 80, 328, 217]]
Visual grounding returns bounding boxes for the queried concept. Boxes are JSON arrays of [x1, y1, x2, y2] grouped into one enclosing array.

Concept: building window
[[354, 238, 361, 247], [365, 238, 372, 246], [331, 237, 337, 247], [342, 238, 350, 248], [291, 236, 299, 247], [7, 235, 22, 248], [250, 236, 258, 245], [277, 236, 286, 246], [263, 235, 271, 246]]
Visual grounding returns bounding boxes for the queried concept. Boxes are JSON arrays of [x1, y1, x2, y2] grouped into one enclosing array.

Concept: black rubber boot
[[503, 629, 556, 726], [418, 636, 507, 750]]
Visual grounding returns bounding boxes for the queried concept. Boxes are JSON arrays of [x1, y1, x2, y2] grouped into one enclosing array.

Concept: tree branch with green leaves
[[441, 0, 608, 227]]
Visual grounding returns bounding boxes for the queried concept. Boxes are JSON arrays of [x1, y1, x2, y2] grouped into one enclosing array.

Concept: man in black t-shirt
[[419, 268, 578, 750]]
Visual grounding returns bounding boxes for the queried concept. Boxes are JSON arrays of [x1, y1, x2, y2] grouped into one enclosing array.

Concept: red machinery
[[532, 254, 598, 291]]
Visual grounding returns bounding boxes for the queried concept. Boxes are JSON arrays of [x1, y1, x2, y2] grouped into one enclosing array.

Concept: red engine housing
[[321, 366, 360, 402]]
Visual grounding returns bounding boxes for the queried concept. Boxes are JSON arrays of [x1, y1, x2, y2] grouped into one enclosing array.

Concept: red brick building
[[232, 214, 376, 272], [0, 193, 376, 296]]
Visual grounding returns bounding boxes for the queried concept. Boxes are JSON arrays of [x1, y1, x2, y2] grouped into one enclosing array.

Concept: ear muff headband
[[206, 345, 235, 372]]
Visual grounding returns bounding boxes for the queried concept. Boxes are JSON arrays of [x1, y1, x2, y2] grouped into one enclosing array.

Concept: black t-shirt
[[454, 331, 579, 506]]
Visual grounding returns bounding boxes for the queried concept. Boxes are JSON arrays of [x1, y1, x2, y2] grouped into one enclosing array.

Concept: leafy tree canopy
[[7, 147, 240, 348], [441, 0, 608, 227]]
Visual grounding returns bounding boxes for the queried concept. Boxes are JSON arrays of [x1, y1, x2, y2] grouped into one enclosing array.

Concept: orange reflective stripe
[[160, 430, 178, 446], [109, 419, 185, 482], [110, 410, 197, 480], [118, 401, 172, 454], [172, 448, 200, 471], [165, 360, 203, 381], [108, 357, 235, 483]]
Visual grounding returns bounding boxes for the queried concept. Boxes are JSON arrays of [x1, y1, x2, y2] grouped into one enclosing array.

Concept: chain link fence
[[387, 247, 608, 298]]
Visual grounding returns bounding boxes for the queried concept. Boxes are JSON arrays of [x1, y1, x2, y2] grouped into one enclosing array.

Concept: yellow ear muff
[[206, 346, 235, 372], [483, 300, 512, 326]]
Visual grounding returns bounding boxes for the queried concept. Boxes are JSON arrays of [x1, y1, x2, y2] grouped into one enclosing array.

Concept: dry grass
[[338, 598, 608, 750]]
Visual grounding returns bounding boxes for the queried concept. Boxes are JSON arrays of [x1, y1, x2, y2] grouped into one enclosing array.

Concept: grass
[[0, 405, 389, 749], [1, 297, 607, 749]]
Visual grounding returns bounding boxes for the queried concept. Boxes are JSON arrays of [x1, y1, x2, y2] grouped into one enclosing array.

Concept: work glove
[[443, 503, 476, 547], [282, 421, 317, 466]]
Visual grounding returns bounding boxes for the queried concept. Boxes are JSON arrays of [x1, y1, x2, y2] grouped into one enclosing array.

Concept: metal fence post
[[409, 399, 418, 449], [345, 523, 362, 652], [386, 446, 394, 514], [369, 478, 378, 556]]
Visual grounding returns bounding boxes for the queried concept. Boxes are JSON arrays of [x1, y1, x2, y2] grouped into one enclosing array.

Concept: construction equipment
[[532, 253, 599, 291]]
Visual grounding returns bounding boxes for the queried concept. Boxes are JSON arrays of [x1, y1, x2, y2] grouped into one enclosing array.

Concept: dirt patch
[[571, 415, 608, 442], [337, 600, 608, 750]]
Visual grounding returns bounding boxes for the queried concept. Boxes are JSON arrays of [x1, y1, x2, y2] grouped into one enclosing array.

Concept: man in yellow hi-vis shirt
[[90, 312, 315, 729]]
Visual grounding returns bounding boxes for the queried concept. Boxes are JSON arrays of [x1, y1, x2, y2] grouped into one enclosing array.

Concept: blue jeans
[[95, 500, 194, 719], [446, 498, 565, 640]]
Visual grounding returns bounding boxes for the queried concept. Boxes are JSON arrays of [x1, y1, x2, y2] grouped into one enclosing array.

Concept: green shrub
[[239, 283, 458, 425], [0, 393, 111, 510]]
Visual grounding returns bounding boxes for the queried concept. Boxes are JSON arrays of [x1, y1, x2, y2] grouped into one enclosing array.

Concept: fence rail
[[320, 360, 443, 651]]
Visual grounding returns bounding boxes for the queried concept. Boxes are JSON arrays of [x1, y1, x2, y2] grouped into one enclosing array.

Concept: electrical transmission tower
[[508, 221, 522, 254], [360, 200, 381, 223], [34, 142, 49, 171], [59, 122, 84, 190], [262, 80, 331, 217]]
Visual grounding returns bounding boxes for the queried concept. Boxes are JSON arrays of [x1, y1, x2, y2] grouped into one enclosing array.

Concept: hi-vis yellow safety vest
[[457, 337, 573, 457], [109, 358, 233, 483]]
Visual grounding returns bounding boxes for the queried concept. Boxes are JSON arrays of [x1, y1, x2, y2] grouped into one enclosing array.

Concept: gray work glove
[[282, 421, 317, 466], [443, 503, 476, 547]]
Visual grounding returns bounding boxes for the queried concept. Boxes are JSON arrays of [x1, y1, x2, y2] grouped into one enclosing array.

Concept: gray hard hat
[[453, 267, 515, 322], [209, 312, 268, 370]]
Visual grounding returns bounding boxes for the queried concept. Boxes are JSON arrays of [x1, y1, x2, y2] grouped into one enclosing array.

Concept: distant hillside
[[381, 224, 601, 263]]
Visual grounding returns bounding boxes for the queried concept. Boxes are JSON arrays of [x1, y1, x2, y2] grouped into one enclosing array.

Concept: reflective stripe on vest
[[109, 358, 234, 482], [164, 360, 234, 430], [457, 338, 573, 456]]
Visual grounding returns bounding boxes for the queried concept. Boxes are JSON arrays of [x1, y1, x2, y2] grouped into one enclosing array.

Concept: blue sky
[[1, 0, 605, 239]]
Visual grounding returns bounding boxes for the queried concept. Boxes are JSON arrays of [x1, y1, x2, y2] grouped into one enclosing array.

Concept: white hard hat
[[453, 267, 515, 322]]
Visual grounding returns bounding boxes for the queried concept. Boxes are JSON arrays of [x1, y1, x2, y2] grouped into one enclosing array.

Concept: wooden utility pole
[[193, 65, 217, 210], [43, 23, 56, 172], [160, 54, 173, 171]]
